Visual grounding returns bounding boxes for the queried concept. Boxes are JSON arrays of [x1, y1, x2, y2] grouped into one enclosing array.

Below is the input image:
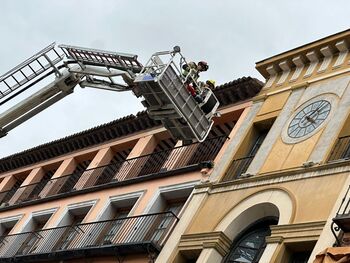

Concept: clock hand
[[305, 116, 316, 124], [317, 103, 330, 113]]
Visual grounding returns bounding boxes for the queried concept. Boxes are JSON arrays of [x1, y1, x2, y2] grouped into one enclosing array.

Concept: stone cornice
[[259, 62, 350, 97], [195, 158, 350, 194], [256, 29, 350, 77], [256, 30, 350, 91], [178, 231, 231, 256], [266, 221, 326, 244]]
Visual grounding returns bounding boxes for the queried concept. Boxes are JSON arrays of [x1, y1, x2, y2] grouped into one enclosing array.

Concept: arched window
[[223, 218, 277, 263]]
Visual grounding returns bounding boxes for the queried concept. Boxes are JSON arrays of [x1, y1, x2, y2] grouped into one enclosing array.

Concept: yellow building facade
[[158, 29, 350, 263]]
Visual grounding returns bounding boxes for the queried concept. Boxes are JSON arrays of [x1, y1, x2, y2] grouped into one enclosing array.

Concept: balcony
[[0, 136, 227, 210], [330, 185, 350, 247], [221, 155, 255, 182], [0, 212, 178, 262], [328, 136, 350, 162], [333, 185, 350, 233]]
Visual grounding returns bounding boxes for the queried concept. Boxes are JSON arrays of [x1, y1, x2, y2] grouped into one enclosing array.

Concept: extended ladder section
[[59, 45, 143, 92], [0, 43, 78, 137], [0, 43, 64, 102], [59, 44, 143, 73], [133, 48, 219, 142]]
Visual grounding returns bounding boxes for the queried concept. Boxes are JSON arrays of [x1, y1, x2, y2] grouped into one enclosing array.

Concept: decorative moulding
[[264, 65, 280, 88], [267, 221, 326, 244], [318, 46, 336, 73], [290, 56, 306, 82], [276, 60, 292, 85], [178, 231, 231, 256], [304, 51, 320, 78], [334, 40, 349, 68]]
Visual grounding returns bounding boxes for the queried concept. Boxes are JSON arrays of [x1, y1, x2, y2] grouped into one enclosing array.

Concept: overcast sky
[[0, 0, 348, 158]]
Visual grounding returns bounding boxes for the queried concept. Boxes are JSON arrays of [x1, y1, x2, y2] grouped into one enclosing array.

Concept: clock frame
[[287, 100, 331, 139], [282, 94, 338, 144]]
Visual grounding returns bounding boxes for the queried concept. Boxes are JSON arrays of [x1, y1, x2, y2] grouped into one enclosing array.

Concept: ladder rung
[[11, 76, 20, 85], [19, 70, 29, 80], [36, 59, 45, 69], [3, 80, 10, 89], [27, 64, 37, 75]]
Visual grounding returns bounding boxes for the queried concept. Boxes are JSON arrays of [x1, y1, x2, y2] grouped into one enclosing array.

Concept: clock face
[[287, 100, 331, 139]]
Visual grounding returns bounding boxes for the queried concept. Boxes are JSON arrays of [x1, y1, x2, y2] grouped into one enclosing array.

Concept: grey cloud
[[0, 0, 348, 157]]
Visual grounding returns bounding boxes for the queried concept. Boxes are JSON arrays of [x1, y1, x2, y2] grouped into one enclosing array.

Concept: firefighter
[[182, 61, 209, 103], [182, 61, 209, 83], [205, 79, 216, 90], [195, 80, 216, 103]]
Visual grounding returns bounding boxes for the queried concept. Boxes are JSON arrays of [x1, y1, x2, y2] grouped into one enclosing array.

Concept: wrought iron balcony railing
[[0, 212, 178, 262], [0, 136, 227, 209], [329, 135, 350, 162], [331, 185, 350, 246], [221, 155, 255, 182]]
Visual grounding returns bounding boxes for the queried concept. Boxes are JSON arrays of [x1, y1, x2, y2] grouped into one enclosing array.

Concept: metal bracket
[[0, 237, 8, 246], [43, 54, 62, 78], [146, 243, 157, 263], [302, 161, 319, 168], [74, 225, 85, 234], [331, 221, 342, 246], [79, 79, 130, 92], [113, 247, 125, 263]]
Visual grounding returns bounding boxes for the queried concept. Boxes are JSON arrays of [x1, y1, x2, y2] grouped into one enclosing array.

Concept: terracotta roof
[[0, 77, 263, 173], [214, 77, 263, 106]]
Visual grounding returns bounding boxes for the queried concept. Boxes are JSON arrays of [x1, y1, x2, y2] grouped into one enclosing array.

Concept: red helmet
[[198, 61, 209, 71]]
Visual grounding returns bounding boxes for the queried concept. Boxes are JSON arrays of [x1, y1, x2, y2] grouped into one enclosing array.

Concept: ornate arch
[[215, 188, 295, 240]]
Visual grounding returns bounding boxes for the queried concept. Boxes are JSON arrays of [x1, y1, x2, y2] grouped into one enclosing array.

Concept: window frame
[[223, 217, 278, 263]]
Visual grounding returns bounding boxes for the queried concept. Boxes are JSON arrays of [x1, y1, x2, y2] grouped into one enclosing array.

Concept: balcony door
[[101, 209, 131, 245], [16, 220, 46, 255], [149, 199, 184, 244], [56, 215, 85, 251]]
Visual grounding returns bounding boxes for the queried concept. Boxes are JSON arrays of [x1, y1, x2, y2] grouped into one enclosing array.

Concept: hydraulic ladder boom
[[0, 43, 220, 142]]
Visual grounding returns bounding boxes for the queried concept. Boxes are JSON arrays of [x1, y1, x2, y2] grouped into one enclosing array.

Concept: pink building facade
[[0, 77, 262, 263]]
